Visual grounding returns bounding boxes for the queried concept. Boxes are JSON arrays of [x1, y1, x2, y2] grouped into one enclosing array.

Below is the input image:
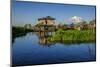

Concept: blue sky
[[12, 1, 96, 26]]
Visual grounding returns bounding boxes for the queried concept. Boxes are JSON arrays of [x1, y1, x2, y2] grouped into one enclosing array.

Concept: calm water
[[12, 32, 96, 66]]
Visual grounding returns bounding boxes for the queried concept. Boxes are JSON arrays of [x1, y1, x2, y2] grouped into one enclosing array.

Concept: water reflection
[[12, 32, 55, 47], [12, 33, 27, 44], [12, 31, 96, 47], [12, 32, 96, 55], [87, 44, 96, 58], [12, 32, 96, 66], [35, 32, 55, 47]]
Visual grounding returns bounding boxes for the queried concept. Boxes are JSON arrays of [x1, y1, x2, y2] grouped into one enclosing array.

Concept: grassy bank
[[49, 29, 96, 43]]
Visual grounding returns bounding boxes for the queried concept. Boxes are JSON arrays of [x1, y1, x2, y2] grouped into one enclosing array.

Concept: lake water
[[12, 32, 96, 66]]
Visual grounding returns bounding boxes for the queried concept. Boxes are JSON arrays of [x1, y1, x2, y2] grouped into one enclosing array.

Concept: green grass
[[49, 29, 96, 43]]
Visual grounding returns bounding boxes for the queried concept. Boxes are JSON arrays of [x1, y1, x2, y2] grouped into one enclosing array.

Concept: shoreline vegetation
[[48, 29, 96, 44], [12, 26, 33, 38], [12, 26, 33, 43], [12, 16, 96, 44], [12, 26, 96, 44]]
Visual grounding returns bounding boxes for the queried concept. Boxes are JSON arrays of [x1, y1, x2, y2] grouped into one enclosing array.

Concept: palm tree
[[89, 19, 96, 30], [24, 24, 32, 29], [79, 20, 88, 30], [89, 19, 96, 25]]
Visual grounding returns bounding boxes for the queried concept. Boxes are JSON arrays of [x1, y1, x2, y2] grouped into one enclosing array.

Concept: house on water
[[34, 16, 56, 32]]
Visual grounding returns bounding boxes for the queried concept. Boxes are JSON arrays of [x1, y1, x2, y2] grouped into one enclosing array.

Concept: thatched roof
[[38, 16, 55, 21]]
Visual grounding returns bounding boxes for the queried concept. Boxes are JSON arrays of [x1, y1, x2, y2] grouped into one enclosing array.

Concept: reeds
[[50, 29, 96, 43]]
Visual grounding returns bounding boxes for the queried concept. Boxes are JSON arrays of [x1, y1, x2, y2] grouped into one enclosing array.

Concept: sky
[[12, 1, 96, 26]]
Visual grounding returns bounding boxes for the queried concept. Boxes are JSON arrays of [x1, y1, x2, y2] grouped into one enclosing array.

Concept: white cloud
[[70, 16, 83, 23]]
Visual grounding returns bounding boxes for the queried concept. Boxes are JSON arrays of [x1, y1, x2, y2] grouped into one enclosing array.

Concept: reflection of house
[[39, 38, 50, 45], [37, 32, 52, 38], [36, 32, 54, 47]]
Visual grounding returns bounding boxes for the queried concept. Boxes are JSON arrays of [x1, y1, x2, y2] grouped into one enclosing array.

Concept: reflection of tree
[[12, 26, 26, 44], [12, 33, 27, 45], [87, 44, 96, 58]]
